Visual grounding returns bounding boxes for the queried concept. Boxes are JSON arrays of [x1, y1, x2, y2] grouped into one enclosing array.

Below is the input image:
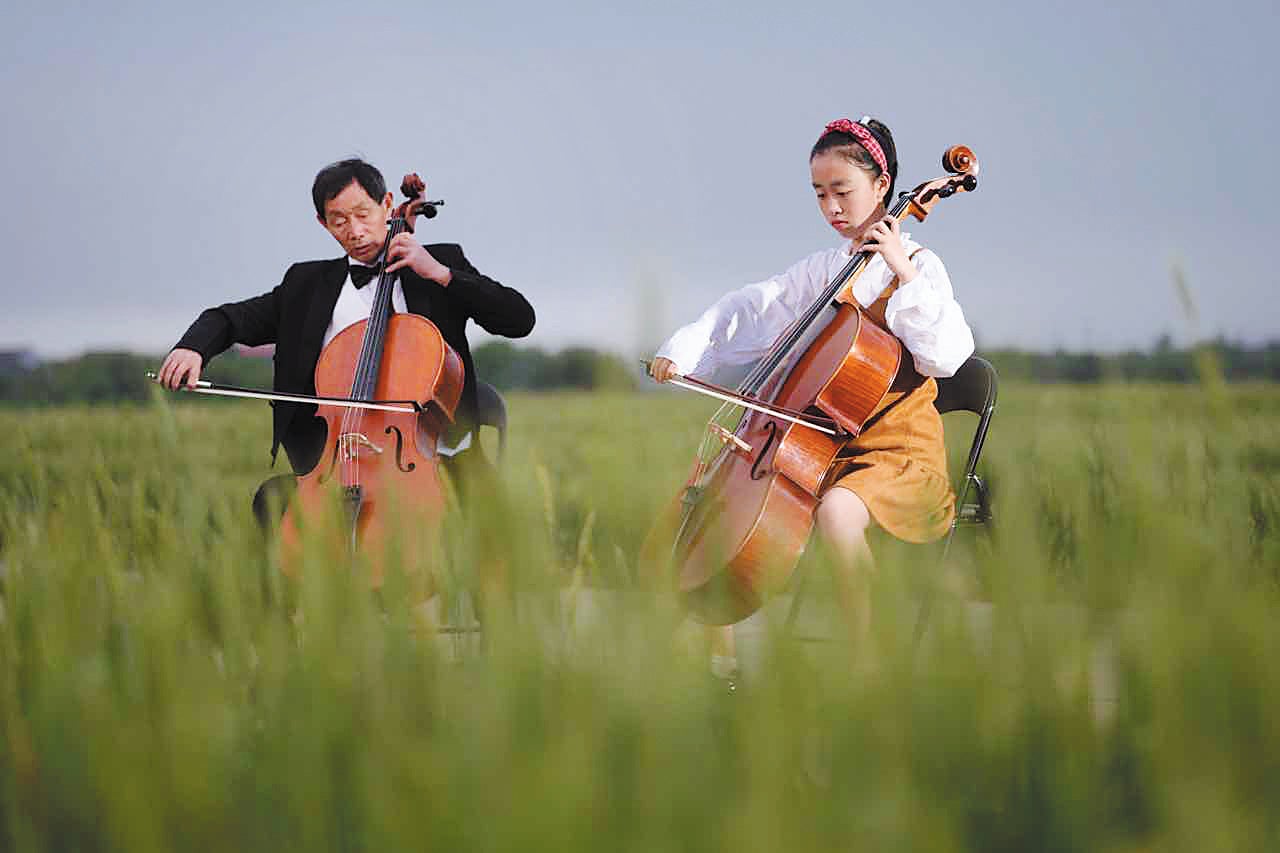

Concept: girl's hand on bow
[[650, 357, 679, 383], [858, 216, 917, 284]]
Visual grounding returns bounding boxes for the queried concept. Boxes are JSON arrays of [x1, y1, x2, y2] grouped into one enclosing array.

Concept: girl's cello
[[645, 146, 980, 624], [280, 173, 464, 592]]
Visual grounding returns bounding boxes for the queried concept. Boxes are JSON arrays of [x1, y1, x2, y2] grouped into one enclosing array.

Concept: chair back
[[474, 380, 509, 462], [934, 355, 997, 417], [934, 355, 998, 482]]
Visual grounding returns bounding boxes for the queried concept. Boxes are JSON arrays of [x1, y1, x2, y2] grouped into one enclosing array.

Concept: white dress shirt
[[656, 234, 975, 379], [322, 259, 408, 349]]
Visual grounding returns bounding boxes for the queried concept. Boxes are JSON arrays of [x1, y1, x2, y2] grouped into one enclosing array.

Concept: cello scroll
[[397, 173, 444, 226], [902, 145, 980, 222]]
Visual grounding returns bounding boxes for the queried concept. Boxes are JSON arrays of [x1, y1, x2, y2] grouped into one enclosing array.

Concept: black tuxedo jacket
[[174, 243, 534, 472]]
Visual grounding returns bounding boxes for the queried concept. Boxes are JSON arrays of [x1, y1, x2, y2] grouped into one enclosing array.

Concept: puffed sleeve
[[883, 250, 975, 378], [655, 252, 829, 377]]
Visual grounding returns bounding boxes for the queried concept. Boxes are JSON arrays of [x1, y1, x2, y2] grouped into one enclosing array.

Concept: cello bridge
[[708, 423, 752, 455], [339, 432, 384, 459]]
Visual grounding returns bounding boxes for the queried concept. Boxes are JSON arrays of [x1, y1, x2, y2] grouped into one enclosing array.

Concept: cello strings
[[345, 217, 406, 487], [352, 219, 400, 401]]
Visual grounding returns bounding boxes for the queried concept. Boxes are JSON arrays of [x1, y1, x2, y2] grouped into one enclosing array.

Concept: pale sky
[[3, 0, 1276, 359]]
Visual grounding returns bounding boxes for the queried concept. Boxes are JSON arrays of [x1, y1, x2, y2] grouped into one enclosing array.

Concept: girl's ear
[[875, 171, 890, 198]]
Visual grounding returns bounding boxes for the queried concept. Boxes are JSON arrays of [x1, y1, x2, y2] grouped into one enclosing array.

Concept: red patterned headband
[[820, 118, 888, 176]]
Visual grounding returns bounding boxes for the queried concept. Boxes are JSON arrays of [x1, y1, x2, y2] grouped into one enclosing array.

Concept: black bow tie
[[349, 264, 380, 289]]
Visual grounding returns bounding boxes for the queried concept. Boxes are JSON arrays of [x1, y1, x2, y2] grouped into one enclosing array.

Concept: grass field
[[2, 382, 1279, 850]]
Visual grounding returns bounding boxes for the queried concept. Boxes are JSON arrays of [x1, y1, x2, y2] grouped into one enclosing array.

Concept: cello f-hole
[[750, 421, 779, 481], [385, 426, 416, 472]]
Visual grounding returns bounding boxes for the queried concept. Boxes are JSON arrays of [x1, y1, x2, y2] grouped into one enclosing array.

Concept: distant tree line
[[982, 336, 1280, 383], [472, 341, 636, 391], [0, 342, 638, 405], [0, 350, 273, 406], [2, 336, 1277, 405]]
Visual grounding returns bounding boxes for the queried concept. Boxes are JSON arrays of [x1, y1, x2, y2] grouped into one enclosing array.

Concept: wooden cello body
[[280, 314, 463, 590], [662, 302, 901, 624], [648, 146, 980, 624]]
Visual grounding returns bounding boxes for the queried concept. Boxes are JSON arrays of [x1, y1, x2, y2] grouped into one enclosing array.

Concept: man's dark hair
[[312, 158, 387, 218]]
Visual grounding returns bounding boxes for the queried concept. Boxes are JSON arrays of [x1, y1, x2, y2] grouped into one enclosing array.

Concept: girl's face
[[810, 151, 889, 242]]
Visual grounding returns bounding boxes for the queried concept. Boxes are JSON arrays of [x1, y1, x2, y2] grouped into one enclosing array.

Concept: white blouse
[[656, 234, 975, 379]]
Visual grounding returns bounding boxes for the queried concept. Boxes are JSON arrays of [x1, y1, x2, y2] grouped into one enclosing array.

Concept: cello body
[[280, 313, 464, 592], [661, 302, 900, 624]]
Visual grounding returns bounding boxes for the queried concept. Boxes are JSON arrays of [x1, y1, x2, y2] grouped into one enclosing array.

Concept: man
[[158, 158, 535, 516]]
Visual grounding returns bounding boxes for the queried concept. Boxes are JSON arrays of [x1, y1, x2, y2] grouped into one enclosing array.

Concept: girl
[[649, 117, 975, 676]]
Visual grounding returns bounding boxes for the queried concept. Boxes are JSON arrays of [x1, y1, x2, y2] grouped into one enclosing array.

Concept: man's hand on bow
[[158, 348, 203, 390], [385, 234, 452, 286]]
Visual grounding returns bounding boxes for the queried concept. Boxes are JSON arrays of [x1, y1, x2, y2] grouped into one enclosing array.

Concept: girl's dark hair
[[810, 119, 898, 208], [312, 158, 387, 218]]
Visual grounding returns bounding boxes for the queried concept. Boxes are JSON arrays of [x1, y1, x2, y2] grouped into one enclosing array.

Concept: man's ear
[[317, 214, 328, 228]]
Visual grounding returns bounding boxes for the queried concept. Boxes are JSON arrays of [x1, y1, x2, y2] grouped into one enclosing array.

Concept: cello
[[277, 173, 464, 593], [644, 146, 980, 624]]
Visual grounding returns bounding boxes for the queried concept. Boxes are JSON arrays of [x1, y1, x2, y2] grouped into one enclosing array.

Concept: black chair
[[933, 355, 998, 551], [474, 380, 509, 462], [782, 355, 998, 640], [436, 379, 509, 654], [905, 355, 998, 654]]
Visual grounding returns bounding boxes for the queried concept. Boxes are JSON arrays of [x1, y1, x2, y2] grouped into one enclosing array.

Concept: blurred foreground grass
[[1, 383, 1279, 850]]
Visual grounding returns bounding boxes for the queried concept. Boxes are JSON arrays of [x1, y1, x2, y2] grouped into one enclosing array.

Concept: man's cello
[[277, 173, 463, 593], [644, 146, 980, 624]]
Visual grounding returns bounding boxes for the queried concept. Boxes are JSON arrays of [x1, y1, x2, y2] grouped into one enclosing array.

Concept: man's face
[[318, 180, 393, 263]]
